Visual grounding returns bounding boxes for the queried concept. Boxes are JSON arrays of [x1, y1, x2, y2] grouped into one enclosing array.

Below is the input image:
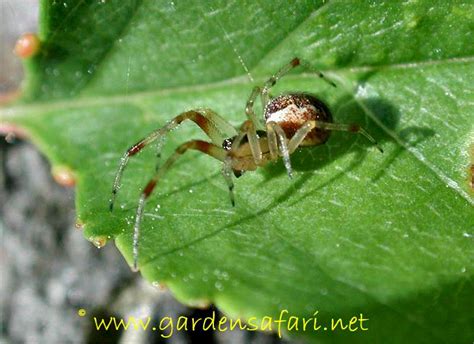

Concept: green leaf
[[2, 1, 473, 342]]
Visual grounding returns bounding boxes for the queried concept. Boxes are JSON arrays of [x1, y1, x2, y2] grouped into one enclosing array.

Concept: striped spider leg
[[110, 109, 237, 270], [110, 57, 383, 272]]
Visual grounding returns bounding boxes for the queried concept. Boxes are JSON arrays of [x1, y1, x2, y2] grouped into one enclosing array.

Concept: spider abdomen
[[264, 93, 333, 146]]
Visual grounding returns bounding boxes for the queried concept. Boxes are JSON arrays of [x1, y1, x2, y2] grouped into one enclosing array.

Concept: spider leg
[[314, 121, 383, 153], [261, 58, 336, 106], [267, 121, 293, 178], [266, 121, 279, 160], [245, 86, 264, 130], [199, 109, 238, 138], [224, 120, 266, 205], [110, 110, 236, 211], [131, 139, 227, 271], [289, 120, 383, 153], [222, 156, 235, 207], [288, 121, 314, 153], [231, 120, 262, 164], [298, 59, 337, 88], [261, 58, 301, 106]]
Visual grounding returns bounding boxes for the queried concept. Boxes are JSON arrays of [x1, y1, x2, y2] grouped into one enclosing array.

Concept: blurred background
[[0, 1, 299, 343]]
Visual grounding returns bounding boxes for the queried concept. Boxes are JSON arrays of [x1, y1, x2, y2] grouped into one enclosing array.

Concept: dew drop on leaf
[[51, 165, 76, 187], [89, 236, 107, 248], [14, 33, 40, 58], [75, 220, 84, 230]]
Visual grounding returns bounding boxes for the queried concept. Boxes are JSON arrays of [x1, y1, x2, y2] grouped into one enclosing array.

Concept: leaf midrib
[[3, 55, 473, 118]]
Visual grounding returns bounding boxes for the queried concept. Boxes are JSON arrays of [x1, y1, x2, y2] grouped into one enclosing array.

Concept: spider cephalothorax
[[109, 57, 383, 271]]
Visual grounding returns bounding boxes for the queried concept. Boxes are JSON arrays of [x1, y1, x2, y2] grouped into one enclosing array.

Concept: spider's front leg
[[131, 140, 227, 271], [220, 120, 262, 207], [266, 121, 293, 178], [261, 58, 301, 106], [109, 110, 236, 211], [260, 57, 336, 105], [233, 120, 263, 163], [245, 86, 264, 130]]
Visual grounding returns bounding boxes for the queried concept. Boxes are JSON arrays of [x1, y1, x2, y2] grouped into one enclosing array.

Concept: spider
[[109, 57, 383, 271]]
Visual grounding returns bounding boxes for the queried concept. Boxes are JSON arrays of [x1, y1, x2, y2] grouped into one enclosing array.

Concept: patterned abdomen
[[264, 93, 333, 146]]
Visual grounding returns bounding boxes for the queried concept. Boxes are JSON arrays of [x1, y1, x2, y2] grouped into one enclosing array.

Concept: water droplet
[[14, 33, 41, 58], [51, 165, 76, 187], [152, 281, 167, 290], [75, 220, 84, 230], [89, 236, 107, 248], [214, 281, 223, 291]]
